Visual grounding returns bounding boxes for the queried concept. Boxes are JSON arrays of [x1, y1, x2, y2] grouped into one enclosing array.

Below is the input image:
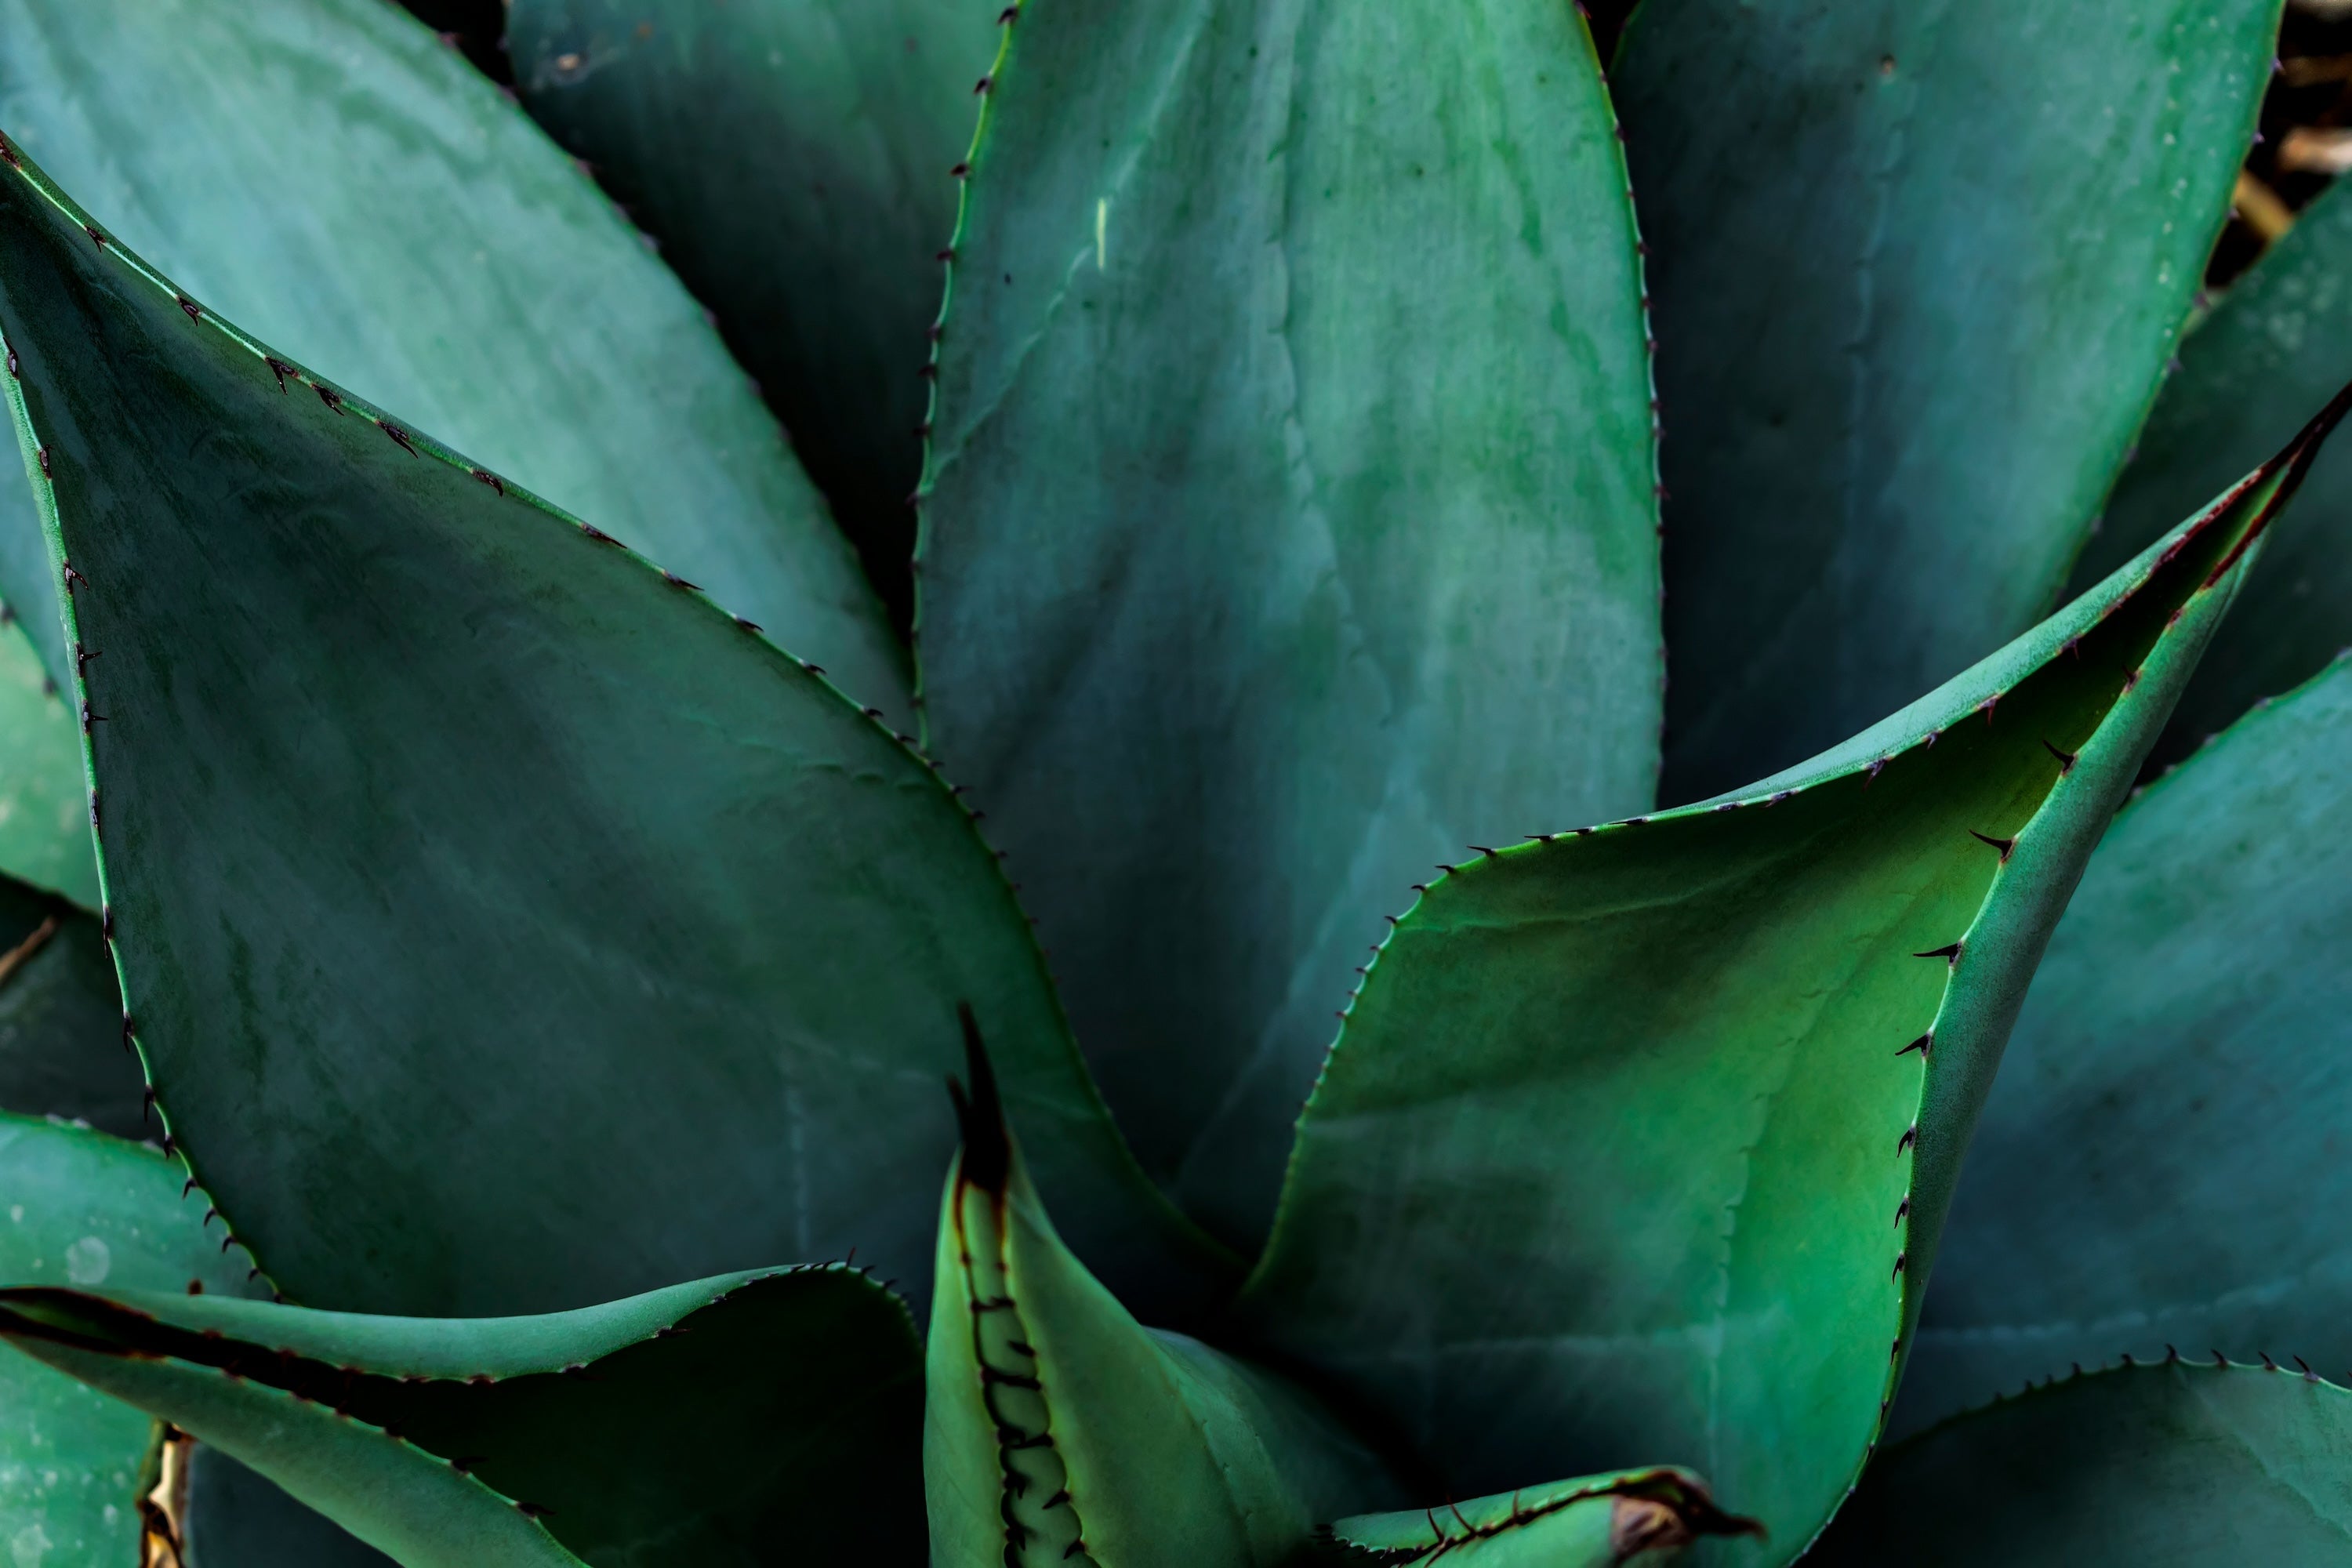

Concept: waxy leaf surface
[[2072, 176, 2352, 765], [919, 0, 1661, 1247], [927, 1037, 1399, 1568], [0, 1115, 256, 1567], [1813, 1362, 2352, 1565], [1236, 397, 2352, 1560], [1, 1266, 920, 1567], [1896, 652, 2352, 1431], [509, 0, 999, 629], [0, 146, 1231, 1321], [0, 0, 904, 712], [1617, 0, 2278, 801]]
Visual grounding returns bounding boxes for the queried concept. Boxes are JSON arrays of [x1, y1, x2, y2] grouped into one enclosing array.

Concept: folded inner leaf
[[927, 1025, 1403, 1568]]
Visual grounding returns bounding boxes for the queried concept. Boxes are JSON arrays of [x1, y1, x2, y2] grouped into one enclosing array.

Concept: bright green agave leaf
[[1811, 1360, 2352, 1564], [0, 0, 905, 713], [0, 1265, 921, 1566], [1233, 394, 2352, 1560], [1616, 0, 2281, 803], [917, 0, 1662, 1250], [926, 1023, 1400, 1568], [1893, 651, 2352, 1432], [0, 141, 1232, 1322], [0, 873, 140, 1138], [508, 0, 998, 631], [2072, 177, 2352, 768], [0, 1114, 256, 1568], [1315, 1469, 1755, 1568], [0, 618, 93, 909]]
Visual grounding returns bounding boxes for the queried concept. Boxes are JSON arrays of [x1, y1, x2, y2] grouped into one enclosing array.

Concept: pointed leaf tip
[[2201, 368, 2352, 589], [948, 1003, 1011, 1196]]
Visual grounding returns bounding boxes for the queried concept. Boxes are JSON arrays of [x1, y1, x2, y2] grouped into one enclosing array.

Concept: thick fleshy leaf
[[0, 873, 139, 1138], [917, 0, 1661, 1248], [0, 1114, 256, 1567], [0, 143, 1232, 1321], [1316, 1470, 1755, 1568], [508, 0, 996, 630], [2071, 177, 2352, 767], [187, 1450, 394, 1568], [0, 1265, 922, 1567], [1617, 0, 2280, 803], [1813, 1361, 2352, 1565], [1894, 652, 2352, 1432], [926, 1029, 1400, 1568], [0, 619, 93, 908], [1233, 397, 2352, 1559], [0, 0, 904, 712]]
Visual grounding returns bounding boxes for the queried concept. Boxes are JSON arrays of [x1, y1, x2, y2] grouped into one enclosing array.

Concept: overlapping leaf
[[2073, 176, 2352, 765], [1896, 652, 2352, 1431], [508, 0, 1000, 628], [918, 0, 1661, 1247], [0, 1114, 257, 1566], [1, 1266, 922, 1566], [1813, 1362, 2352, 1564], [0, 142, 1231, 1322], [925, 1029, 1400, 1568], [1234, 393, 2352, 1559], [1616, 0, 2280, 800], [0, 0, 904, 712]]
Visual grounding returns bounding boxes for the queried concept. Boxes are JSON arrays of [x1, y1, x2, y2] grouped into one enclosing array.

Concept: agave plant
[[0, 0, 2349, 1563]]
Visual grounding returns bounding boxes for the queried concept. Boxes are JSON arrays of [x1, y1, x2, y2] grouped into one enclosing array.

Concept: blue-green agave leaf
[[1234, 393, 2352, 1561], [1812, 1360, 2352, 1564], [1615, 0, 2281, 801], [2070, 176, 2352, 766], [917, 0, 1662, 1250], [0, 139, 1232, 1322], [0, 0, 905, 713], [1895, 651, 2352, 1432], [508, 0, 999, 628]]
